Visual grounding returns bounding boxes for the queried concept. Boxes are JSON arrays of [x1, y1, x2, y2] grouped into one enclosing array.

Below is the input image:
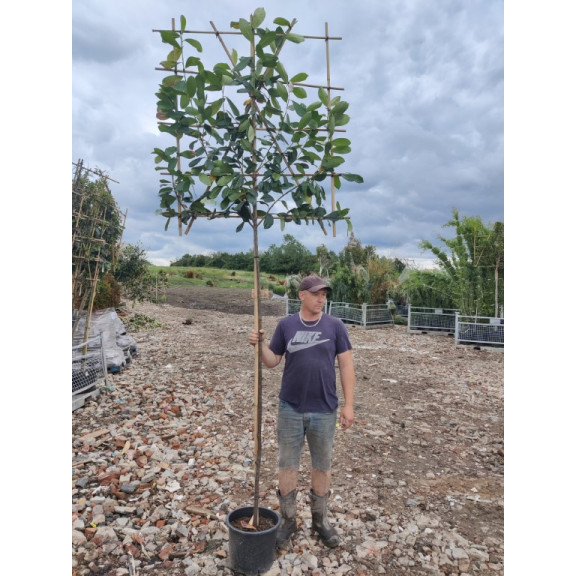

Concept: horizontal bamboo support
[[154, 67, 344, 91], [152, 29, 342, 41]]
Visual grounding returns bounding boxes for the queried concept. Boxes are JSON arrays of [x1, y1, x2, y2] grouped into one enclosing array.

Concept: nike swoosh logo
[[286, 339, 329, 353]]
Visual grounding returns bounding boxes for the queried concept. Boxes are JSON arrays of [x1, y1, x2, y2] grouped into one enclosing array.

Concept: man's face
[[300, 289, 329, 311]]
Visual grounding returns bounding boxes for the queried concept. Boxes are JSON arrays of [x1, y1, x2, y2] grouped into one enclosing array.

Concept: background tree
[[418, 209, 504, 316], [397, 268, 457, 309], [315, 244, 338, 278], [260, 233, 316, 274], [330, 261, 370, 304], [115, 243, 168, 306], [366, 255, 402, 305]]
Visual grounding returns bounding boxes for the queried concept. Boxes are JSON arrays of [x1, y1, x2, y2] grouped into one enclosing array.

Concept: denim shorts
[[277, 399, 337, 471]]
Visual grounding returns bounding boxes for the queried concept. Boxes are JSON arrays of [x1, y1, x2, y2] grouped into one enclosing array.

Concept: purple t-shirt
[[268, 313, 352, 413]]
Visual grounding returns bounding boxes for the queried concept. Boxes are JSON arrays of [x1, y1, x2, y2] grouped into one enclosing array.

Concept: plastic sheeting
[[73, 308, 137, 370]]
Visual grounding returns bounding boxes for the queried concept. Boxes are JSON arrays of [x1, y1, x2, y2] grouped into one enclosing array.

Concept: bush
[[115, 243, 165, 306], [93, 273, 122, 310], [272, 284, 285, 296], [393, 315, 407, 326], [124, 313, 164, 331]]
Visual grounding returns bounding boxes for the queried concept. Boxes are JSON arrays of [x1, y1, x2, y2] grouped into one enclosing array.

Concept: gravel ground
[[72, 288, 504, 575]]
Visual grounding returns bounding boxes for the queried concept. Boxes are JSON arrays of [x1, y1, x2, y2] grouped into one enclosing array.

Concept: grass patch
[[148, 265, 286, 293]]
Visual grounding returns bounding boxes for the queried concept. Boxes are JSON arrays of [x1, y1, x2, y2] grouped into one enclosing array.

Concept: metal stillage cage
[[408, 306, 459, 334], [455, 315, 504, 348], [72, 334, 108, 396], [329, 302, 393, 328]]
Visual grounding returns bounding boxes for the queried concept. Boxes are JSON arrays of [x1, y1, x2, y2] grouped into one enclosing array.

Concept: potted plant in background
[[153, 7, 362, 573]]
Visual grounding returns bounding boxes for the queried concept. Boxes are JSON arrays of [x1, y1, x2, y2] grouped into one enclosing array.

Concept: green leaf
[[252, 7, 266, 27], [226, 97, 240, 116], [276, 82, 288, 102], [160, 59, 176, 70], [173, 79, 187, 93], [275, 61, 288, 83], [328, 114, 336, 135], [332, 145, 351, 154], [273, 17, 290, 26], [302, 150, 321, 163], [217, 175, 233, 186], [208, 186, 222, 199], [221, 73, 233, 86], [179, 15, 186, 32], [248, 124, 255, 142], [238, 18, 254, 41], [331, 137, 351, 148], [334, 175, 341, 189], [184, 37, 202, 52], [167, 47, 182, 64], [331, 101, 349, 115], [231, 49, 238, 66], [162, 75, 183, 87], [186, 76, 196, 97], [263, 213, 274, 229], [292, 86, 307, 99], [286, 33, 305, 43], [321, 155, 345, 169], [214, 62, 231, 74], [160, 30, 180, 49], [238, 117, 251, 132], [204, 70, 222, 91], [334, 113, 350, 126], [318, 87, 329, 107], [292, 102, 307, 116], [210, 98, 225, 115], [341, 173, 364, 183], [236, 56, 251, 72], [199, 173, 212, 186], [298, 111, 312, 128], [183, 57, 200, 70], [290, 72, 308, 83], [195, 74, 205, 101], [236, 221, 245, 232], [261, 54, 278, 67]]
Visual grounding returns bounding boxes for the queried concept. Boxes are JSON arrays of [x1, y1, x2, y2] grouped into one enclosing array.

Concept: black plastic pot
[[226, 506, 281, 575]]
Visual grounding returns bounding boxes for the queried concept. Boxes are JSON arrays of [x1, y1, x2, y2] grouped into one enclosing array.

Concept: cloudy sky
[[72, 0, 503, 267]]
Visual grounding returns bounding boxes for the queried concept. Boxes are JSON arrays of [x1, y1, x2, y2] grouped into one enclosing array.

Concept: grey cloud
[[72, 0, 503, 267]]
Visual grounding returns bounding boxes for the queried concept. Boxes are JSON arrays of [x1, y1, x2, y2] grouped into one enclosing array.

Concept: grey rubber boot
[[276, 489, 297, 550], [310, 490, 340, 548]]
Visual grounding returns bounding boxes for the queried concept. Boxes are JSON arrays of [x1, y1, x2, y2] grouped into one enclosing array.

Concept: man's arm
[[337, 349, 355, 429], [249, 329, 283, 368]]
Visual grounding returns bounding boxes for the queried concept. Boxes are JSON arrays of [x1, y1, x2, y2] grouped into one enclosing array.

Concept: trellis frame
[[153, 9, 362, 526], [72, 159, 124, 342]]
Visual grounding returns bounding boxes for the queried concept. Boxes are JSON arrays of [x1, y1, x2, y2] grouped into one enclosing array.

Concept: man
[[249, 274, 356, 549]]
